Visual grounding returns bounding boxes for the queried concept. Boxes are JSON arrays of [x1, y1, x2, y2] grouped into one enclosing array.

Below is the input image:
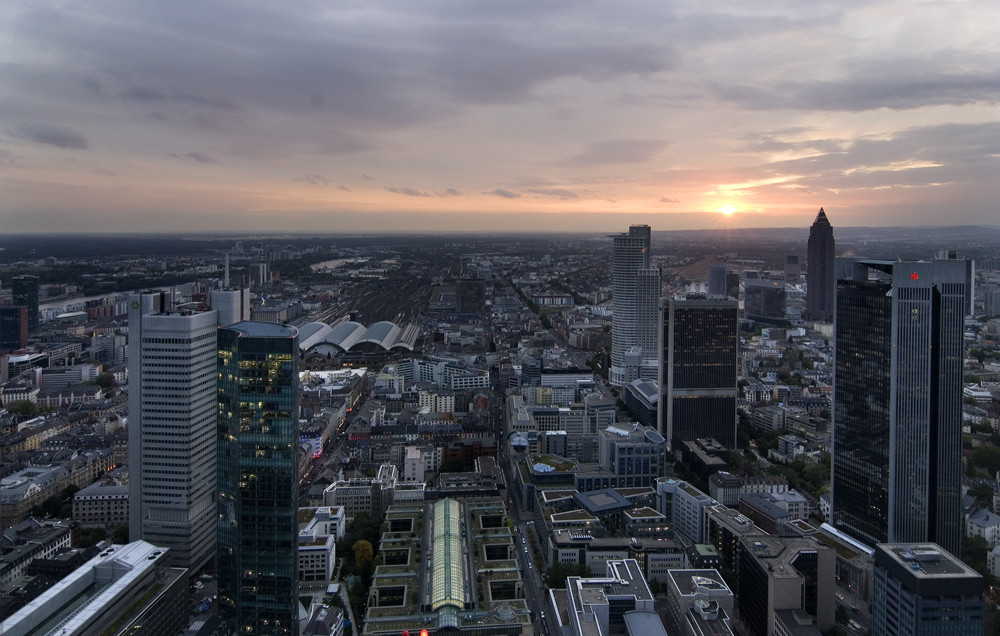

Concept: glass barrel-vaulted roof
[[430, 498, 465, 611]]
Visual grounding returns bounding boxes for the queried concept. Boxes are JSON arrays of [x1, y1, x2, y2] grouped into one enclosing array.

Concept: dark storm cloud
[[385, 186, 431, 197], [552, 140, 668, 167], [490, 188, 521, 199], [9, 124, 89, 149]]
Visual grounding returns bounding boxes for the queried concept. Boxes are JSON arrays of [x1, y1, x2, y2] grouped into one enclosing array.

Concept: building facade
[[832, 259, 967, 556], [659, 297, 738, 448], [0, 306, 28, 352], [217, 321, 300, 634], [11, 275, 39, 334], [610, 225, 655, 387], [805, 208, 835, 322], [873, 543, 984, 635], [128, 292, 218, 572]]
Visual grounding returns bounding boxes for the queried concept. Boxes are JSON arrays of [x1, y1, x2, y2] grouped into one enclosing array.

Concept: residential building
[[72, 480, 128, 530], [832, 259, 967, 556], [217, 321, 300, 634]]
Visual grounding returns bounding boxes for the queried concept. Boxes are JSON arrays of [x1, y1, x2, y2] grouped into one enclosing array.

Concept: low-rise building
[[72, 480, 128, 530]]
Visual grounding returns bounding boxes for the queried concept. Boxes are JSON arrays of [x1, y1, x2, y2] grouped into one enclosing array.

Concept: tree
[[972, 446, 1000, 476], [7, 401, 40, 417], [544, 562, 590, 588], [963, 535, 990, 574], [969, 482, 995, 506], [95, 372, 116, 390], [353, 540, 374, 569], [78, 527, 107, 547], [112, 525, 129, 544]]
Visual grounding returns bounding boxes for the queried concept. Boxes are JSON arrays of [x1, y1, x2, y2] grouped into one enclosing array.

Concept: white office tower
[[610, 225, 658, 386], [210, 287, 251, 328], [128, 291, 218, 572]]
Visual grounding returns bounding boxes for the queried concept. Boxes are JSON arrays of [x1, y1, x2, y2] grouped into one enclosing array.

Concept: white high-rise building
[[210, 287, 251, 328], [128, 292, 218, 572], [610, 225, 659, 386]]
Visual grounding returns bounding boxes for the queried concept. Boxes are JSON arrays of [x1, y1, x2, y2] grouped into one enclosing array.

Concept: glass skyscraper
[[659, 296, 739, 448], [217, 322, 300, 634], [611, 225, 659, 386], [832, 259, 966, 556], [12, 275, 39, 333]]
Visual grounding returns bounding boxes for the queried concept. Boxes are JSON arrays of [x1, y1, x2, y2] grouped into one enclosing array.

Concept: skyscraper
[[611, 225, 658, 386], [805, 208, 835, 322], [831, 259, 966, 556], [11, 275, 39, 333], [0, 306, 28, 352], [128, 292, 218, 572], [659, 295, 739, 448], [210, 287, 251, 328], [217, 322, 300, 634]]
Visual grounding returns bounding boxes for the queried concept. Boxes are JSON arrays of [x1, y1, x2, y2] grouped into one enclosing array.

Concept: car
[[529, 563, 533, 569], [540, 612, 545, 620]]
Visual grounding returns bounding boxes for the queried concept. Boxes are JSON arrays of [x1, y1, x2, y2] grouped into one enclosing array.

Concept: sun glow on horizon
[[718, 205, 738, 216]]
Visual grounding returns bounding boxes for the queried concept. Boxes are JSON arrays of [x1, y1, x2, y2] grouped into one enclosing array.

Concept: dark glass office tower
[[217, 322, 300, 635], [805, 208, 835, 322], [832, 259, 966, 556], [659, 296, 739, 448], [12, 275, 39, 333], [0, 306, 28, 351]]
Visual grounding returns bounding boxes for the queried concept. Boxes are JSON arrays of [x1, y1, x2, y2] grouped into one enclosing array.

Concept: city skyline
[[2, 1, 998, 234]]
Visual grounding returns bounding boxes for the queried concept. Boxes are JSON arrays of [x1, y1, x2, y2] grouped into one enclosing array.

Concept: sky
[[1, 1, 998, 234]]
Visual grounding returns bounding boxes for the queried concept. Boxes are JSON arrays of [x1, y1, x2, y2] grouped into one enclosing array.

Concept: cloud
[[710, 70, 1000, 113], [81, 77, 104, 97], [385, 186, 431, 197], [489, 188, 521, 199], [659, 197, 680, 203], [122, 85, 239, 110], [9, 124, 89, 149], [552, 140, 668, 166], [294, 173, 333, 186], [337, 185, 352, 192], [527, 188, 577, 199], [171, 151, 221, 164], [445, 188, 461, 196]]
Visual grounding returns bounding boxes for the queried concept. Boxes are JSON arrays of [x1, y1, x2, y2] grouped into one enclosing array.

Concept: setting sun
[[718, 205, 738, 216]]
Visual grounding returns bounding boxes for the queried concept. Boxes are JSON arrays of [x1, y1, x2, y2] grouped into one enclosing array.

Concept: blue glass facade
[[217, 322, 300, 634]]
